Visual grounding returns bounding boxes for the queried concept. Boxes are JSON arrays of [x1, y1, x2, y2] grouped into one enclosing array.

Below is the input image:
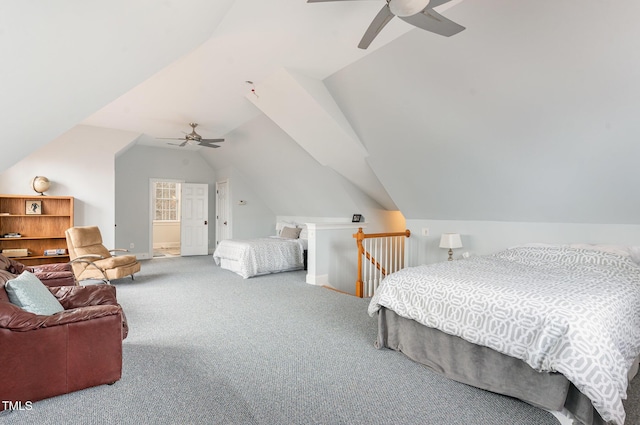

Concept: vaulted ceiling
[[3, 0, 640, 224]]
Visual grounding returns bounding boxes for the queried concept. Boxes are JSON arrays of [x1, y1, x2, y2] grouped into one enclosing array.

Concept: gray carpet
[[3, 256, 639, 424]]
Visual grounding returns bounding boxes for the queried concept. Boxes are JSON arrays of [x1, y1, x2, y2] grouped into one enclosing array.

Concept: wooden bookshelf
[[0, 195, 74, 265]]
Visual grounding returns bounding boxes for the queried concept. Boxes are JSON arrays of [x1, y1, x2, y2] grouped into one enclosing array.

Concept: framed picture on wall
[[352, 214, 362, 223], [26, 200, 42, 215]]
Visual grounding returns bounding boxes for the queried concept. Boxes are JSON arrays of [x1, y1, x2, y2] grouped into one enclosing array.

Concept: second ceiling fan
[[307, 0, 465, 49], [158, 122, 225, 148]]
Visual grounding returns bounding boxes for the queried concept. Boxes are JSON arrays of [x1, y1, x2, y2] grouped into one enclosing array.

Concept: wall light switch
[[130, 243, 134, 249], [421, 228, 429, 236]]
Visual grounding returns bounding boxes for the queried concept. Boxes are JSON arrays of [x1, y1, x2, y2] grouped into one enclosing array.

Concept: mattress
[[369, 246, 640, 425], [213, 237, 306, 279]]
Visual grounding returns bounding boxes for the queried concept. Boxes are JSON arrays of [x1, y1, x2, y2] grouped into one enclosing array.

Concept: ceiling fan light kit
[[389, 0, 432, 17], [307, 0, 464, 49], [157, 122, 225, 149]]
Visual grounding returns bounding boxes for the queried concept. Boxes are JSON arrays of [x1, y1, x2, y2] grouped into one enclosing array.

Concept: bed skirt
[[376, 307, 638, 425], [218, 257, 305, 278]]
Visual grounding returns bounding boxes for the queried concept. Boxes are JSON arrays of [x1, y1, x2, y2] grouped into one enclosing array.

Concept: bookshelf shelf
[[0, 195, 74, 265]]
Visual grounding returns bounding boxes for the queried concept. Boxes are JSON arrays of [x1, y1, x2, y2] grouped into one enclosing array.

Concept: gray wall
[[115, 145, 217, 258], [202, 114, 379, 220], [406, 219, 640, 266], [214, 166, 277, 240], [324, 6, 640, 226]]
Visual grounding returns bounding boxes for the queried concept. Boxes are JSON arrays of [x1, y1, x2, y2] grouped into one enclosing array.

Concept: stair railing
[[353, 228, 411, 298]]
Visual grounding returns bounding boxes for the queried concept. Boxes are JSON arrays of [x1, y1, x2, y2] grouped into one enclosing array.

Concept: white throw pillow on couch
[[5, 271, 64, 315]]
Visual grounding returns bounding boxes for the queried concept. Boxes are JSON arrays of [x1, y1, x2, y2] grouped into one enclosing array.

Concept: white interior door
[[216, 180, 231, 245], [181, 183, 208, 256]]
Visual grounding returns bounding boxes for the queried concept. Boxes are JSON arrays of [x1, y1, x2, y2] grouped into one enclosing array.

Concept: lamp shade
[[439, 233, 462, 249]]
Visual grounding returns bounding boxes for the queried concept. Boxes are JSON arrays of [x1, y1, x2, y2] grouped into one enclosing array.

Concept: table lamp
[[439, 233, 462, 261]]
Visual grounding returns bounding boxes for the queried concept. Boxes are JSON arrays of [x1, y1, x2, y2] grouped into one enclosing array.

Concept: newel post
[[354, 227, 365, 298]]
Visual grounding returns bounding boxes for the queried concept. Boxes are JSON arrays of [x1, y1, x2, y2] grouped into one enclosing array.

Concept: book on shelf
[[44, 249, 67, 256], [2, 248, 29, 257]]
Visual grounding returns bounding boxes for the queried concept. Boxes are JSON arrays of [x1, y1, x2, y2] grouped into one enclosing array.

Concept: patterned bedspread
[[368, 246, 640, 425], [213, 237, 304, 279]]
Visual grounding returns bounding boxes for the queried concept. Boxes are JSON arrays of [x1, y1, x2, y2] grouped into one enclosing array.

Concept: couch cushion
[[67, 226, 103, 247], [95, 255, 138, 269], [5, 271, 64, 315]]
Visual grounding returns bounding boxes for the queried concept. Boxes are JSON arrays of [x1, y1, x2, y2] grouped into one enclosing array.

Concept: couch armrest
[[49, 284, 118, 309], [31, 271, 77, 287], [48, 285, 129, 339], [26, 262, 72, 274], [0, 301, 121, 332]]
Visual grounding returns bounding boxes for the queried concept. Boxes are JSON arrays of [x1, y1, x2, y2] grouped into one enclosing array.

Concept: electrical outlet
[[421, 228, 429, 236], [129, 243, 134, 249]]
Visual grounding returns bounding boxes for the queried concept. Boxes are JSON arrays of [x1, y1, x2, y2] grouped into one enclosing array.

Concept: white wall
[[0, 0, 234, 173], [0, 125, 138, 248], [335, 175, 406, 233], [153, 222, 181, 249], [304, 222, 363, 295], [115, 145, 217, 258], [279, 214, 405, 296], [406, 219, 640, 266]]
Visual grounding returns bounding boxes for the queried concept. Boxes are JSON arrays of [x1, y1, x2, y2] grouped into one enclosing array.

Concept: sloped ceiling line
[[246, 68, 397, 210]]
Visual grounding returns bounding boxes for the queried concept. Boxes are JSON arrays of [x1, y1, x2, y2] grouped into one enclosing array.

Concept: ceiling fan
[[157, 122, 225, 148], [307, 0, 465, 49]]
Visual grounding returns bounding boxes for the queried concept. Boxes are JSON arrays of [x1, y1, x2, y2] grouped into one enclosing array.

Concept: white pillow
[[5, 271, 64, 315], [569, 244, 633, 259], [628, 246, 640, 265], [512, 243, 640, 264], [298, 225, 308, 240], [510, 243, 559, 249]]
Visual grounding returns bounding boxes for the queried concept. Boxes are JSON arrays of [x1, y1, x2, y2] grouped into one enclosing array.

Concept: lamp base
[[448, 248, 453, 261]]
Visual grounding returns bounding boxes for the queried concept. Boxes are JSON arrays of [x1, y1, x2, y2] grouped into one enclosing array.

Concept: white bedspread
[[213, 237, 304, 279], [368, 246, 640, 425]]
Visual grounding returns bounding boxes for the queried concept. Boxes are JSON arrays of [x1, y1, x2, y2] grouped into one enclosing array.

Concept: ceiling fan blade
[[158, 123, 223, 149], [358, 4, 395, 49], [167, 141, 189, 147], [197, 142, 221, 148], [307, 0, 362, 2], [399, 8, 465, 37]]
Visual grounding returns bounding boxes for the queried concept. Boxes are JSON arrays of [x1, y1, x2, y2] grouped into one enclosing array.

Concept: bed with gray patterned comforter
[[213, 237, 305, 279], [368, 246, 640, 425]]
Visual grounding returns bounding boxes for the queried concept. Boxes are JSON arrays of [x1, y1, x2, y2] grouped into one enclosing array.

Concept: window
[[154, 182, 180, 221]]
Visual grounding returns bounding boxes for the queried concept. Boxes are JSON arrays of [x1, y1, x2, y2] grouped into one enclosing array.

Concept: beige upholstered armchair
[[65, 226, 140, 284]]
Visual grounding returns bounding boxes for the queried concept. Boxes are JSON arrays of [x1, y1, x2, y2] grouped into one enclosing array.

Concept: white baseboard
[[153, 242, 180, 249], [306, 273, 329, 286]]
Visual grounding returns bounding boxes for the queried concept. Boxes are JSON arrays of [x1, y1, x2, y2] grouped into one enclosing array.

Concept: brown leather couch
[[0, 281, 128, 409], [0, 254, 77, 287]]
